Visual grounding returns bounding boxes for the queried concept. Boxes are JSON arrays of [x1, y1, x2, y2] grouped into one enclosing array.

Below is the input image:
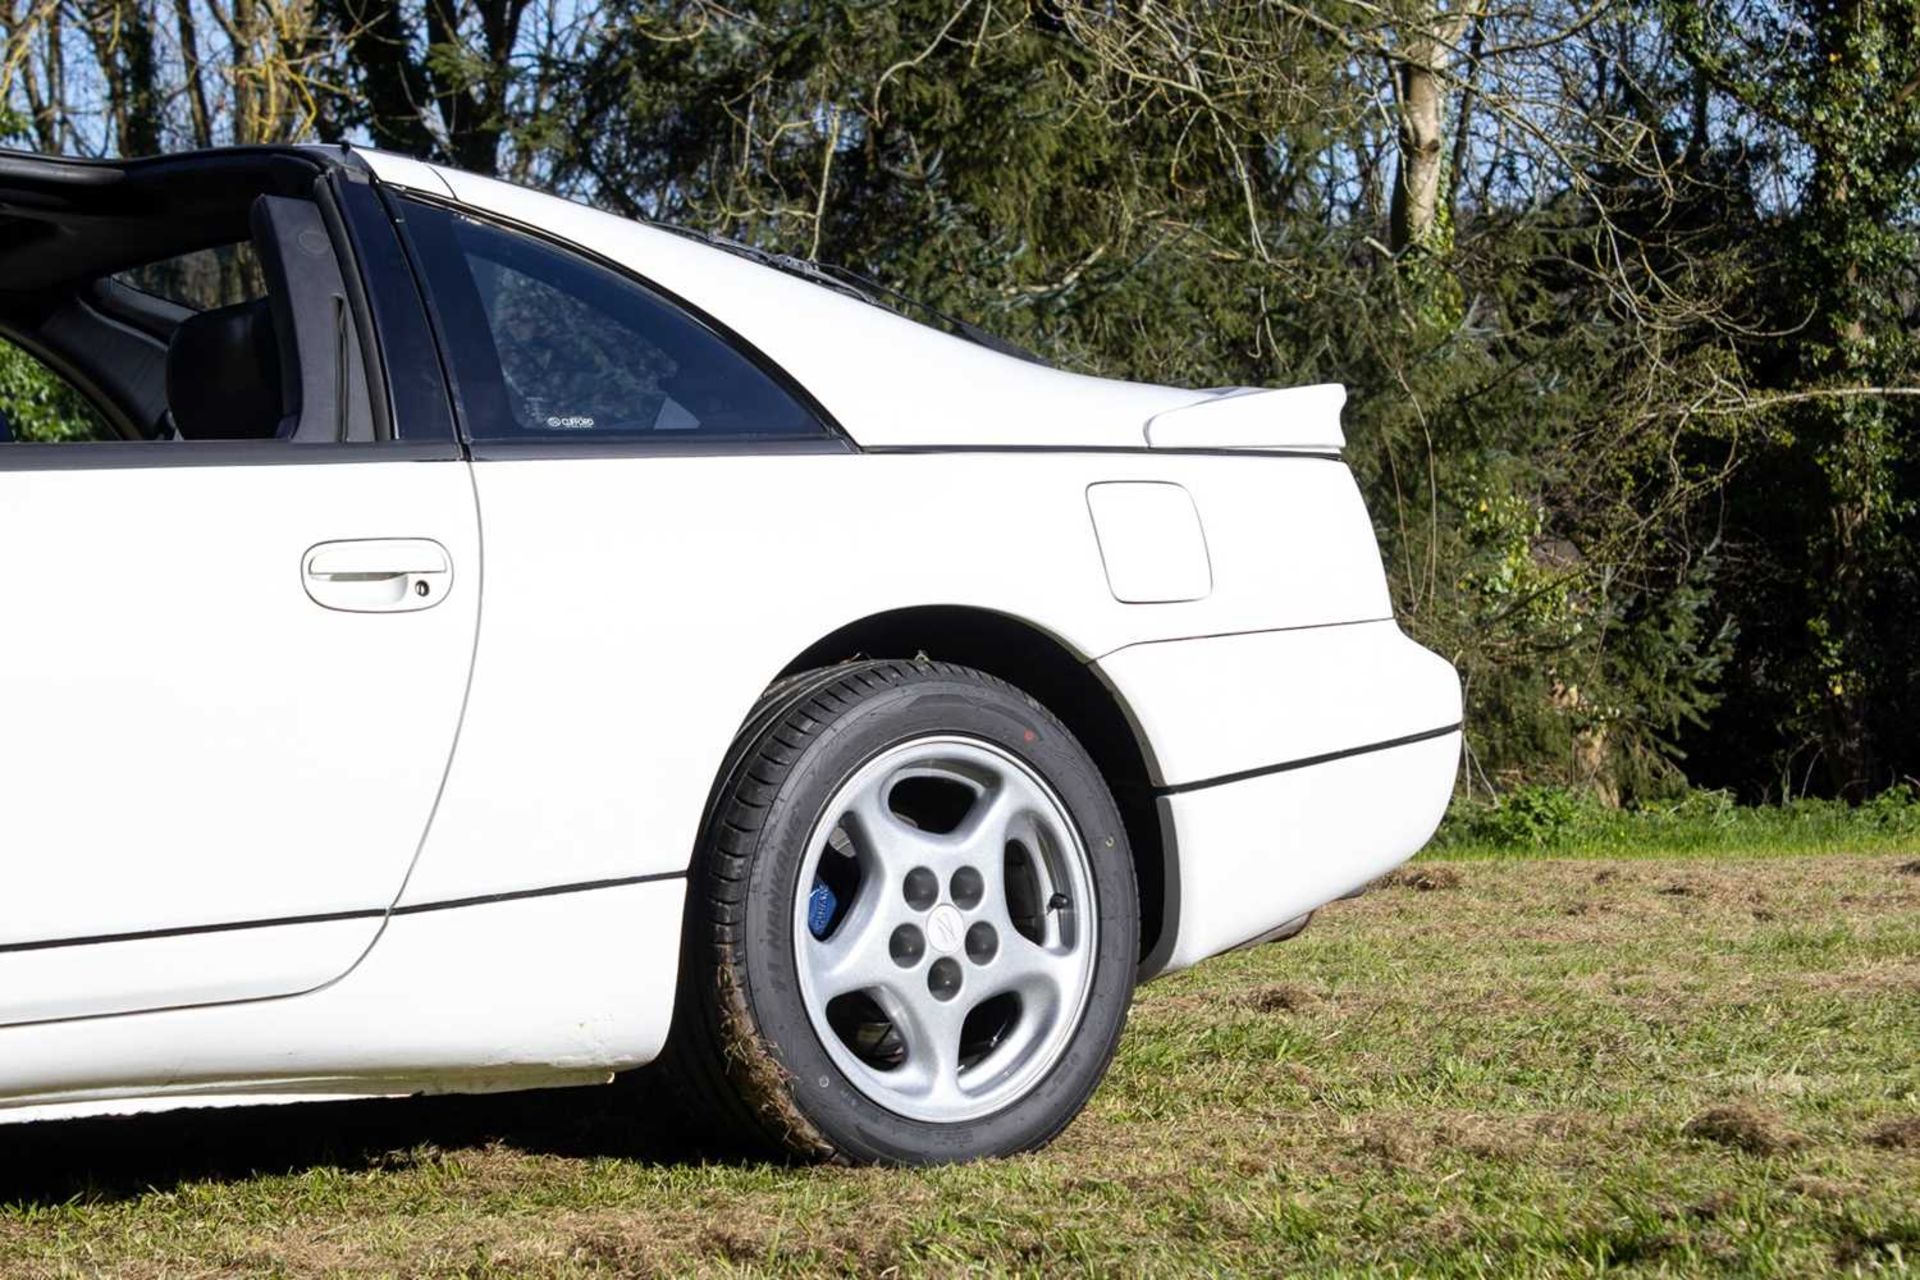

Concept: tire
[[650, 659, 1138, 1165]]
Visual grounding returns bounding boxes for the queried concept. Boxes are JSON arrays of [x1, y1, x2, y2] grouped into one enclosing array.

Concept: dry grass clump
[[1865, 1116, 1920, 1150], [1377, 864, 1462, 892], [1683, 1104, 1805, 1156], [1689, 1187, 1742, 1220], [1244, 983, 1318, 1013], [1349, 1119, 1429, 1168]]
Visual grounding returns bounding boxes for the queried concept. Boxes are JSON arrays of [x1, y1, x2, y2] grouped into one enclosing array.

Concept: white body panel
[[1085, 481, 1212, 603], [396, 450, 1393, 906], [1093, 622, 1462, 971], [0, 461, 479, 1024], [0, 150, 1461, 1123], [1094, 620, 1462, 785], [1153, 730, 1461, 972], [0, 878, 680, 1118]]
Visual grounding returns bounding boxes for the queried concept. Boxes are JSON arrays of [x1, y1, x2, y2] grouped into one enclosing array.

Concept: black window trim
[[384, 188, 855, 457], [331, 171, 458, 446], [0, 439, 464, 471]]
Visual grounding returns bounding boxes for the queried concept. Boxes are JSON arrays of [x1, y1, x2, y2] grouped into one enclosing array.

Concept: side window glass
[[7, 199, 379, 448], [114, 242, 266, 312], [0, 338, 116, 443], [415, 205, 825, 441]]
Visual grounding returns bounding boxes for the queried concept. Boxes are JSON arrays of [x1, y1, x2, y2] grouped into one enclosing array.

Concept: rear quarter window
[[405, 201, 828, 443]]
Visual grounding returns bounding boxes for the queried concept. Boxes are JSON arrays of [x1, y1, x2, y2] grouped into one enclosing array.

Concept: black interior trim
[[313, 175, 394, 441], [0, 144, 441, 451], [5, 293, 166, 439], [1155, 723, 1464, 796], [0, 871, 685, 955], [0, 146, 331, 290]]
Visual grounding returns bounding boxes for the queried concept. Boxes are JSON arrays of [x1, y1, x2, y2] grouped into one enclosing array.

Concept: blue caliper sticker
[[807, 877, 838, 939]]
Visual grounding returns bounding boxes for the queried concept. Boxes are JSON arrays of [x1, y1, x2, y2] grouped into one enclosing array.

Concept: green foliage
[[1664, 0, 1920, 798], [0, 341, 112, 443], [1445, 784, 1591, 849], [1431, 782, 1920, 857]]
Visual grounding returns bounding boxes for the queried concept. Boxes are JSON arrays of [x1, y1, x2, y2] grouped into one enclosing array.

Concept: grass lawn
[[1426, 788, 1920, 862], [1, 852, 1915, 1276]]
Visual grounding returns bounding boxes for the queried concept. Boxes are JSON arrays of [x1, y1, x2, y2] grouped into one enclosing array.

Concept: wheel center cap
[[927, 904, 965, 954]]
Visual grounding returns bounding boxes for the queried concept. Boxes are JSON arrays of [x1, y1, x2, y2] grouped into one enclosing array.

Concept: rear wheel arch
[[774, 606, 1168, 968]]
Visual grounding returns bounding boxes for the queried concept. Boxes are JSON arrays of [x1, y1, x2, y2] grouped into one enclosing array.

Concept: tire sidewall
[[737, 669, 1138, 1164]]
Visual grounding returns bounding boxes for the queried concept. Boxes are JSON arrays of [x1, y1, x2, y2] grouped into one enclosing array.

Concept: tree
[[1668, 0, 1920, 796]]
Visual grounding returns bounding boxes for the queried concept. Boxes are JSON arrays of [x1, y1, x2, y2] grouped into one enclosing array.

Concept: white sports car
[[0, 144, 1460, 1164]]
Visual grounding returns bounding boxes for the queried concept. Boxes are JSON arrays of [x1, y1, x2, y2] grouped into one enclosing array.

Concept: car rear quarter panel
[[396, 449, 1394, 907]]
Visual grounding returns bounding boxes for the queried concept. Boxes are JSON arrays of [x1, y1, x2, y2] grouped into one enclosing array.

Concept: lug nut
[[903, 866, 938, 910], [927, 957, 963, 1001], [889, 924, 925, 967], [950, 865, 984, 909]]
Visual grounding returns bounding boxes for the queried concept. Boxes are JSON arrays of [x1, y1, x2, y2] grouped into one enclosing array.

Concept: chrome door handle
[[302, 538, 452, 613]]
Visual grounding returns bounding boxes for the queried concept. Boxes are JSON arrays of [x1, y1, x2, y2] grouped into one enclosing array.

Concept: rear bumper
[[1093, 620, 1460, 976], [1144, 727, 1459, 973]]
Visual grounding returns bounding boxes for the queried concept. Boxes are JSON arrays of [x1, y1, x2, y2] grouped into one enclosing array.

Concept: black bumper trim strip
[[0, 871, 685, 956], [1155, 722, 1464, 797]]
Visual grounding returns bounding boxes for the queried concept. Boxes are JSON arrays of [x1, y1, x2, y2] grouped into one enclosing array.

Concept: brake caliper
[[807, 877, 838, 939]]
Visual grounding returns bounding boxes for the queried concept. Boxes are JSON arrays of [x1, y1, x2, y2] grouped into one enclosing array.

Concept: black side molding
[[1155, 723, 1463, 796], [0, 871, 684, 956]]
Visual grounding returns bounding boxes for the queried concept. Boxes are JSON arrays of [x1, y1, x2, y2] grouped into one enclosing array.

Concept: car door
[[0, 178, 478, 1025]]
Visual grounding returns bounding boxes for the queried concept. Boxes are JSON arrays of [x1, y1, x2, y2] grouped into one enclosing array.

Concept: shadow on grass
[[0, 1075, 770, 1208]]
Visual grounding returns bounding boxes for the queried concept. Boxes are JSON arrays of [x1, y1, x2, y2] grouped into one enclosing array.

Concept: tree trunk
[[1805, 0, 1880, 794], [173, 0, 215, 147], [118, 0, 162, 155], [1388, 4, 1469, 255]]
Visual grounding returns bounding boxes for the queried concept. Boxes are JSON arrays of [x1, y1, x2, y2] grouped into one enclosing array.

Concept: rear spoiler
[[1143, 383, 1346, 452]]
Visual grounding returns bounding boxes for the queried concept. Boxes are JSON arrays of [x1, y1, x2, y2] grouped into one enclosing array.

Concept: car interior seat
[[164, 298, 291, 440]]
